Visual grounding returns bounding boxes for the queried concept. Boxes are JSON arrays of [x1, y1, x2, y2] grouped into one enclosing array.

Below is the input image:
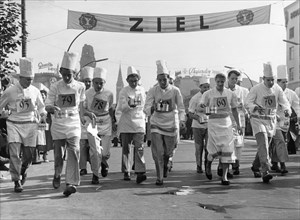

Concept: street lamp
[[75, 58, 109, 79], [283, 39, 300, 46], [224, 66, 254, 87]]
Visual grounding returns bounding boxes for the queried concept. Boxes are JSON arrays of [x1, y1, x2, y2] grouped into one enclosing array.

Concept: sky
[[9, 0, 295, 100]]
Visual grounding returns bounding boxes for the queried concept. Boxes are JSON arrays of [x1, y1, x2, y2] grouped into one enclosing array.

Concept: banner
[[67, 5, 271, 33]]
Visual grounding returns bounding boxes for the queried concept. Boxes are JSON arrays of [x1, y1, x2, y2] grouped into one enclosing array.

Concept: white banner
[[67, 5, 271, 33]]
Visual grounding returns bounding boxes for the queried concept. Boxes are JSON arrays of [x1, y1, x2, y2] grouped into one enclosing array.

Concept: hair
[[127, 74, 140, 81], [215, 73, 226, 81], [40, 90, 47, 96], [59, 67, 75, 74], [227, 70, 241, 78], [156, 73, 170, 79]]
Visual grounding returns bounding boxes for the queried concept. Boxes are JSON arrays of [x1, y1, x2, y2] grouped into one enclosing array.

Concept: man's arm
[[143, 87, 155, 117]]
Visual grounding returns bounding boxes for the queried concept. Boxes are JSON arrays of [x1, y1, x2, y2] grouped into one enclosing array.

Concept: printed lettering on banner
[[16, 98, 34, 113], [91, 97, 107, 113], [57, 94, 76, 108], [262, 95, 276, 109], [213, 96, 228, 111]]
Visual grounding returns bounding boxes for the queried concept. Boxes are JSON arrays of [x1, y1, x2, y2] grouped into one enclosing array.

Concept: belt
[[54, 109, 78, 118], [95, 112, 109, 117], [209, 114, 229, 119], [251, 114, 275, 120], [7, 119, 37, 124]]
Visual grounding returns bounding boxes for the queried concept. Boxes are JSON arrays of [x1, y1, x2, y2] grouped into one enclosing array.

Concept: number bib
[[156, 99, 173, 112], [213, 97, 228, 111], [91, 97, 107, 113], [57, 94, 76, 108], [16, 98, 34, 113], [262, 95, 276, 109]]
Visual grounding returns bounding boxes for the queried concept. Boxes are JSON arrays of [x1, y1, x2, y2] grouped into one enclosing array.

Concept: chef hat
[[263, 62, 275, 78], [277, 65, 287, 80], [156, 60, 169, 75], [127, 66, 140, 78], [169, 71, 176, 80], [19, 58, 34, 78], [61, 51, 79, 71], [199, 76, 210, 86], [94, 67, 107, 80], [81, 66, 94, 80]]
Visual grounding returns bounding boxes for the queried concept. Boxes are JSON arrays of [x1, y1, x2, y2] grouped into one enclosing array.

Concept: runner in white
[[79, 66, 95, 176], [0, 58, 46, 192], [115, 66, 147, 183], [270, 65, 300, 173], [144, 60, 185, 186], [84, 67, 114, 178], [245, 62, 291, 183], [188, 77, 210, 174], [45, 51, 86, 196], [199, 73, 242, 185]]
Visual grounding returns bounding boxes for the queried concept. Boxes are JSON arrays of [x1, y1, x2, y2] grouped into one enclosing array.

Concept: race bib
[[57, 94, 76, 108], [16, 98, 34, 113], [213, 97, 228, 110], [262, 95, 276, 109], [156, 99, 173, 112], [91, 97, 107, 113]]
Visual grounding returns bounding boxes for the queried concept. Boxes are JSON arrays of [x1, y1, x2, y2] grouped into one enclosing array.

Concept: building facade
[[285, 1, 300, 90]]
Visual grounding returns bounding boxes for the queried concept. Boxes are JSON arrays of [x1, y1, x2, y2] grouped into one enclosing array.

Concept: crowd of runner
[[0, 51, 299, 196]]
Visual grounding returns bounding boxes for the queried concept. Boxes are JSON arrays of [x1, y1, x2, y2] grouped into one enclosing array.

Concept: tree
[[0, 0, 23, 76]]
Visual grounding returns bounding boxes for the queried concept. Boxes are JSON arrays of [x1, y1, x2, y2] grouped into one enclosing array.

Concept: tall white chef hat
[[61, 51, 79, 71], [156, 60, 169, 75], [127, 66, 140, 78], [169, 71, 176, 80], [277, 65, 287, 80], [19, 58, 34, 78], [81, 66, 94, 80], [199, 76, 210, 86], [94, 67, 107, 80], [263, 62, 275, 78]]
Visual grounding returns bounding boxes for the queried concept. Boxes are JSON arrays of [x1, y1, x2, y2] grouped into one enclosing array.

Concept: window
[[289, 27, 294, 39], [289, 67, 294, 81], [289, 46, 294, 60]]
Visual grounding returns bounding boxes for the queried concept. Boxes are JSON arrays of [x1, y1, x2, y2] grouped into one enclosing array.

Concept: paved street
[[0, 138, 299, 219]]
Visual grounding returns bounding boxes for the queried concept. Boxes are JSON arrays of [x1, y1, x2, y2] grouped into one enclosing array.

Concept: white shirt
[[295, 87, 300, 99], [245, 83, 291, 116], [45, 79, 85, 139], [144, 84, 185, 136], [116, 85, 146, 133], [188, 91, 207, 129], [200, 87, 238, 115], [0, 82, 46, 122], [284, 88, 300, 117]]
